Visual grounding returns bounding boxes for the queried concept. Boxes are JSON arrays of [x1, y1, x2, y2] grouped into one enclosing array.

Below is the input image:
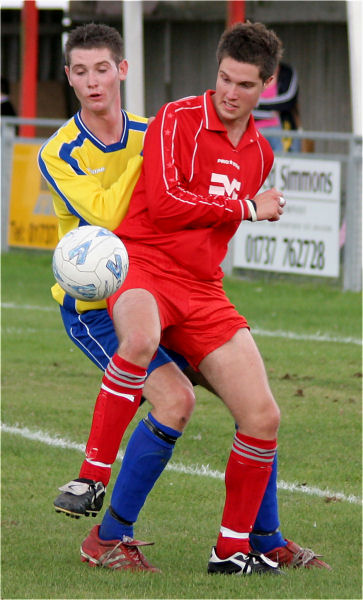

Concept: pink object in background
[[256, 79, 280, 129]]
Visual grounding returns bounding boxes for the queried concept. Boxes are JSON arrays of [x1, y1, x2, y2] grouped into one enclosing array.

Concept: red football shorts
[[107, 244, 248, 370]]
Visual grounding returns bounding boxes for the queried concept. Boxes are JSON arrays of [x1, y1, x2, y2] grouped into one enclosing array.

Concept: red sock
[[79, 354, 147, 486], [216, 432, 277, 559]]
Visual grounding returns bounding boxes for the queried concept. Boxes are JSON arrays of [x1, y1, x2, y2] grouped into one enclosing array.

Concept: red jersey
[[114, 90, 274, 281]]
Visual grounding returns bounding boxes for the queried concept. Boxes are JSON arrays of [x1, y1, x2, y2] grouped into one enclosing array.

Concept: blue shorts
[[59, 295, 189, 375]]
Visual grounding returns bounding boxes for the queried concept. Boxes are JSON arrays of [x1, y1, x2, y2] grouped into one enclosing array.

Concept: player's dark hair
[[216, 21, 283, 82], [65, 23, 124, 66]]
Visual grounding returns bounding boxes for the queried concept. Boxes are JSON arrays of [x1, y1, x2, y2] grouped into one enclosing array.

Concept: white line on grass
[[2, 302, 361, 345], [253, 328, 362, 346], [2, 302, 58, 312], [2, 422, 361, 505]]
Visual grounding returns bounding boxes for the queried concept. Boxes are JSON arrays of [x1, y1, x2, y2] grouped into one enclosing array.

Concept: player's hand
[[147, 116, 155, 127], [253, 188, 286, 221]]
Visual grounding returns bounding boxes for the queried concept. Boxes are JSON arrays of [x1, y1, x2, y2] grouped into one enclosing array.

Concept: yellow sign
[[8, 143, 58, 249]]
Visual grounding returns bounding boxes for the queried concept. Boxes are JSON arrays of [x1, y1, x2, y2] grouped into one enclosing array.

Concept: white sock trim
[[101, 382, 135, 401], [220, 526, 249, 539], [85, 458, 112, 468]]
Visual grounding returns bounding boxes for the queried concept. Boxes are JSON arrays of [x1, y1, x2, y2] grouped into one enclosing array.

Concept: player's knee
[[118, 329, 159, 366], [172, 381, 196, 426], [267, 402, 280, 431], [150, 382, 195, 432], [236, 393, 280, 439], [259, 398, 280, 437]]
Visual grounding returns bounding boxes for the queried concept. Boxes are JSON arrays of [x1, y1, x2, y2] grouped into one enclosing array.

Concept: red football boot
[[265, 539, 331, 569], [80, 525, 161, 572]]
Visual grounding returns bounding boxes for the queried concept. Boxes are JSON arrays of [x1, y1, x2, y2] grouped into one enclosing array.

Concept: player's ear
[[118, 59, 128, 81], [64, 65, 72, 87], [263, 75, 274, 88]]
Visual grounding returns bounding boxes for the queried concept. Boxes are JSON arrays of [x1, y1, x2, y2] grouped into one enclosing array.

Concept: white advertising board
[[233, 157, 341, 277]]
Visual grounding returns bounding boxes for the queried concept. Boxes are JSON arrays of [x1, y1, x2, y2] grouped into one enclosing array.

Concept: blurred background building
[[1, 1, 361, 291], [0, 0, 356, 144]]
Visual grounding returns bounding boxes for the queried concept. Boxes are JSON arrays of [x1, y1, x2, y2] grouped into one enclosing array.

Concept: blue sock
[[99, 412, 181, 541], [100, 507, 134, 540], [250, 452, 287, 553]]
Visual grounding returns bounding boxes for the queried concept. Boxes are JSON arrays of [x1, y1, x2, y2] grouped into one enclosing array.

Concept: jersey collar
[[202, 89, 261, 145], [75, 110, 130, 152]]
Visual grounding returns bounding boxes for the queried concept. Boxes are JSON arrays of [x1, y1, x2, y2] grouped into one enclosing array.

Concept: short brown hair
[[65, 23, 124, 66], [216, 22, 283, 82]]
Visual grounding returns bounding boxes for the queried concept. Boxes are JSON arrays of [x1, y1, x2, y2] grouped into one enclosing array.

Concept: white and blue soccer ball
[[52, 225, 129, 301]]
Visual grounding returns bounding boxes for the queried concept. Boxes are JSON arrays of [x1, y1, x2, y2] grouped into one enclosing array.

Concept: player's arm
[[38, 146, 142, 231], [142, 105, 247, 232]]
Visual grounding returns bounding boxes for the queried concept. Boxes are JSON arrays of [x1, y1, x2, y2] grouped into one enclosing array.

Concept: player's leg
[[66, 288, 160, 522], [95, 288, 194, 541], [80, 354, 196, 572], [80, 287, 195, 570], [183, 356, 285, 555], [197, 329, 281, 575], [56, 293, 194, 519], [60, 300, 145, 487], [99, 358, 195, 542], [54, 304, 120, 517], [159, 353, 286, 558], [81, 289, 171, 479], [186, 358, 312, 566], [183, 358, 285, 560]]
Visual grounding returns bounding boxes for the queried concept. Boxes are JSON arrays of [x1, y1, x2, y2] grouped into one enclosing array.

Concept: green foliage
[[1, 250, 362, 599]]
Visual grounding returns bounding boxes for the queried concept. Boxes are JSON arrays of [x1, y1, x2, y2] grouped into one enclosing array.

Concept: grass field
[[1, 249, 362, 599]]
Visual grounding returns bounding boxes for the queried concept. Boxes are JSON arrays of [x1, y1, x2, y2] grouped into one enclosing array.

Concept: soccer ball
[[52, 225, 129, 301]]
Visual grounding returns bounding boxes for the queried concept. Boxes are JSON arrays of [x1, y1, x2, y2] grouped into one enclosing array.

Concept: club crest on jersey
[[209, 173, 241, 199]]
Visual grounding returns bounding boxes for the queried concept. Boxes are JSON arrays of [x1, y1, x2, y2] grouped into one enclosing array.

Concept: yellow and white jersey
[[38, 109, 147, 312]]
